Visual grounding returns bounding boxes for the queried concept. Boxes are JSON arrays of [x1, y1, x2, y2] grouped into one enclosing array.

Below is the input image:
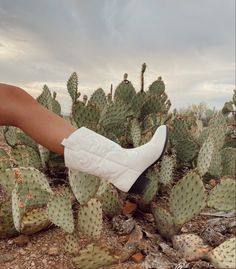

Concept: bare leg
[[0, 83, 76, 155]]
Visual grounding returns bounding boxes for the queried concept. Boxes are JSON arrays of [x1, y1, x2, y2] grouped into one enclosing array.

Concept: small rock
[[48, 247, 59, 256], [0, 254, 15, 264], [122, 201, 137, 215], [118, 235, 130, 243], [19, 249, 26, 255], [41, 246, 48, 253], [14, 234, 29, 247], [201, 226, 225, 247], [112, 215, 135, 235], [144, 252, 172, 269], [131, 252, 144, 263]]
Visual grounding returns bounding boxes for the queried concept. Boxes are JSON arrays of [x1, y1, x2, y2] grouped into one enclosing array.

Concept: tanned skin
[[0, 83, 76, 155]]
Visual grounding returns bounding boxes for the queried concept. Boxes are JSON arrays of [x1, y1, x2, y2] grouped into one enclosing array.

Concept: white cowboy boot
[[61, 125, 168, 193]]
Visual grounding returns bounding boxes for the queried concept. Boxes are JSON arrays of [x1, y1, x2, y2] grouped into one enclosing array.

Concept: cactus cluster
[[0, 65, 235, 269]]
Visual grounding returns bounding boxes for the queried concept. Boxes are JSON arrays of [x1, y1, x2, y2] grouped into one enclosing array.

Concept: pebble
[[14, 234, 30, 247], [0, 254, 15, 264], [48, 247, 60, 256]]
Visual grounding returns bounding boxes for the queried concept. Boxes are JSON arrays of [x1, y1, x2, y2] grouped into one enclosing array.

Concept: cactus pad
[[47, 192, 74, 233], [197, 137, 215, 176], [152, 204, 180, 239], [97, 185, 122, 217], [172, 234, 211, 261], [69, 170, 100, 205], [77, 198, 102, 239], [208, 237, 236, 269], [159, 155, 176, 185], [170, 171, 207, 225], [21, 207, 50, 234], [72, 243, 119, 269], [207, 178, 236, 211]]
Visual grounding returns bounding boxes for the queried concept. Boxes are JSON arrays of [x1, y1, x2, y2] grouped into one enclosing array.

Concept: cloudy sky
[[0, 0, 235, 113]]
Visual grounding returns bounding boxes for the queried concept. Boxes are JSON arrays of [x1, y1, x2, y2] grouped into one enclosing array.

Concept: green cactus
[[148, 76, 165, 96], [152, 204, 180, 239], [159, 155, 176, 185], [0, 148, 12, 172], [99, 101, 132, 137], [208, 237, 236, 269], [64, 232, 79, 254], [0, 200, 18, 238], [131, 91, 147, 118], [69, 170, 100, 205], [114, 73, 136, 105], [140, 94, 169, 119], [97, 184, 122, 218], [72, 243, 119, 269], [221, 147, 236, 177], [175, 138, 199, 162], [139, 170, 159, 208], [21, 207, 51, 234], [37, 85, 53, 111], [11, 145, 42, 169], [47, 192, 74, 233], [37, 144, 50, 168], [170, 117, 190, 144], [130, 118, 141, 147], [197, 137, 215, 176], [87, 88, 107, 112], [77, 198, 102, 239], [52, 91, 61, 115], [0, 168, 15, 195], [207, 178, 236, 211], [208, 150, 222, 178], [10, 167, 52, 231], [172, 234, 211, 261], [67, 72, 79, 103], [170, 171, 207, 225], [207, 113, 228, 150], [73, 101, 100, 130], [3, 126, 18, 147]]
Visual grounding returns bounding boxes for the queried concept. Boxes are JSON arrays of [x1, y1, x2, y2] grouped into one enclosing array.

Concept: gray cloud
[[0, 0, 235, 113]]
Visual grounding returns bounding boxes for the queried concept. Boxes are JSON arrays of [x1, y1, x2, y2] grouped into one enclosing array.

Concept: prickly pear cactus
[[139, 170, 159, 208], [0, 148, 12, 171], [221, 147, 236, 177], [73, 100, 100, 130], [197, 137, 215, 176], [152, 204, 180, 239], [208, 237, 236, 269], [159, 155, 176, 185], [114, 74, 136, 105], [47, 192, 74, 233], [11, 167, 53, 232], [37, 85, 52, 110], [208, 150, 222, 178], [69, 170, 100, 205], [169, 171, 207, 225], [130, 118, 141, 147], [207, 178, 236, 211], [11, 145, 42, 169], [77, 198, 102, 239], [148, 76, 166, 95], [0, 200, 18, 238], [21, 207, 50, 234], [172, 234, 211, 261], [67, 72, 79, 103], [72, 243, 119, 269], [87, 88, 107, 112], [97, 184, 122, 218]]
